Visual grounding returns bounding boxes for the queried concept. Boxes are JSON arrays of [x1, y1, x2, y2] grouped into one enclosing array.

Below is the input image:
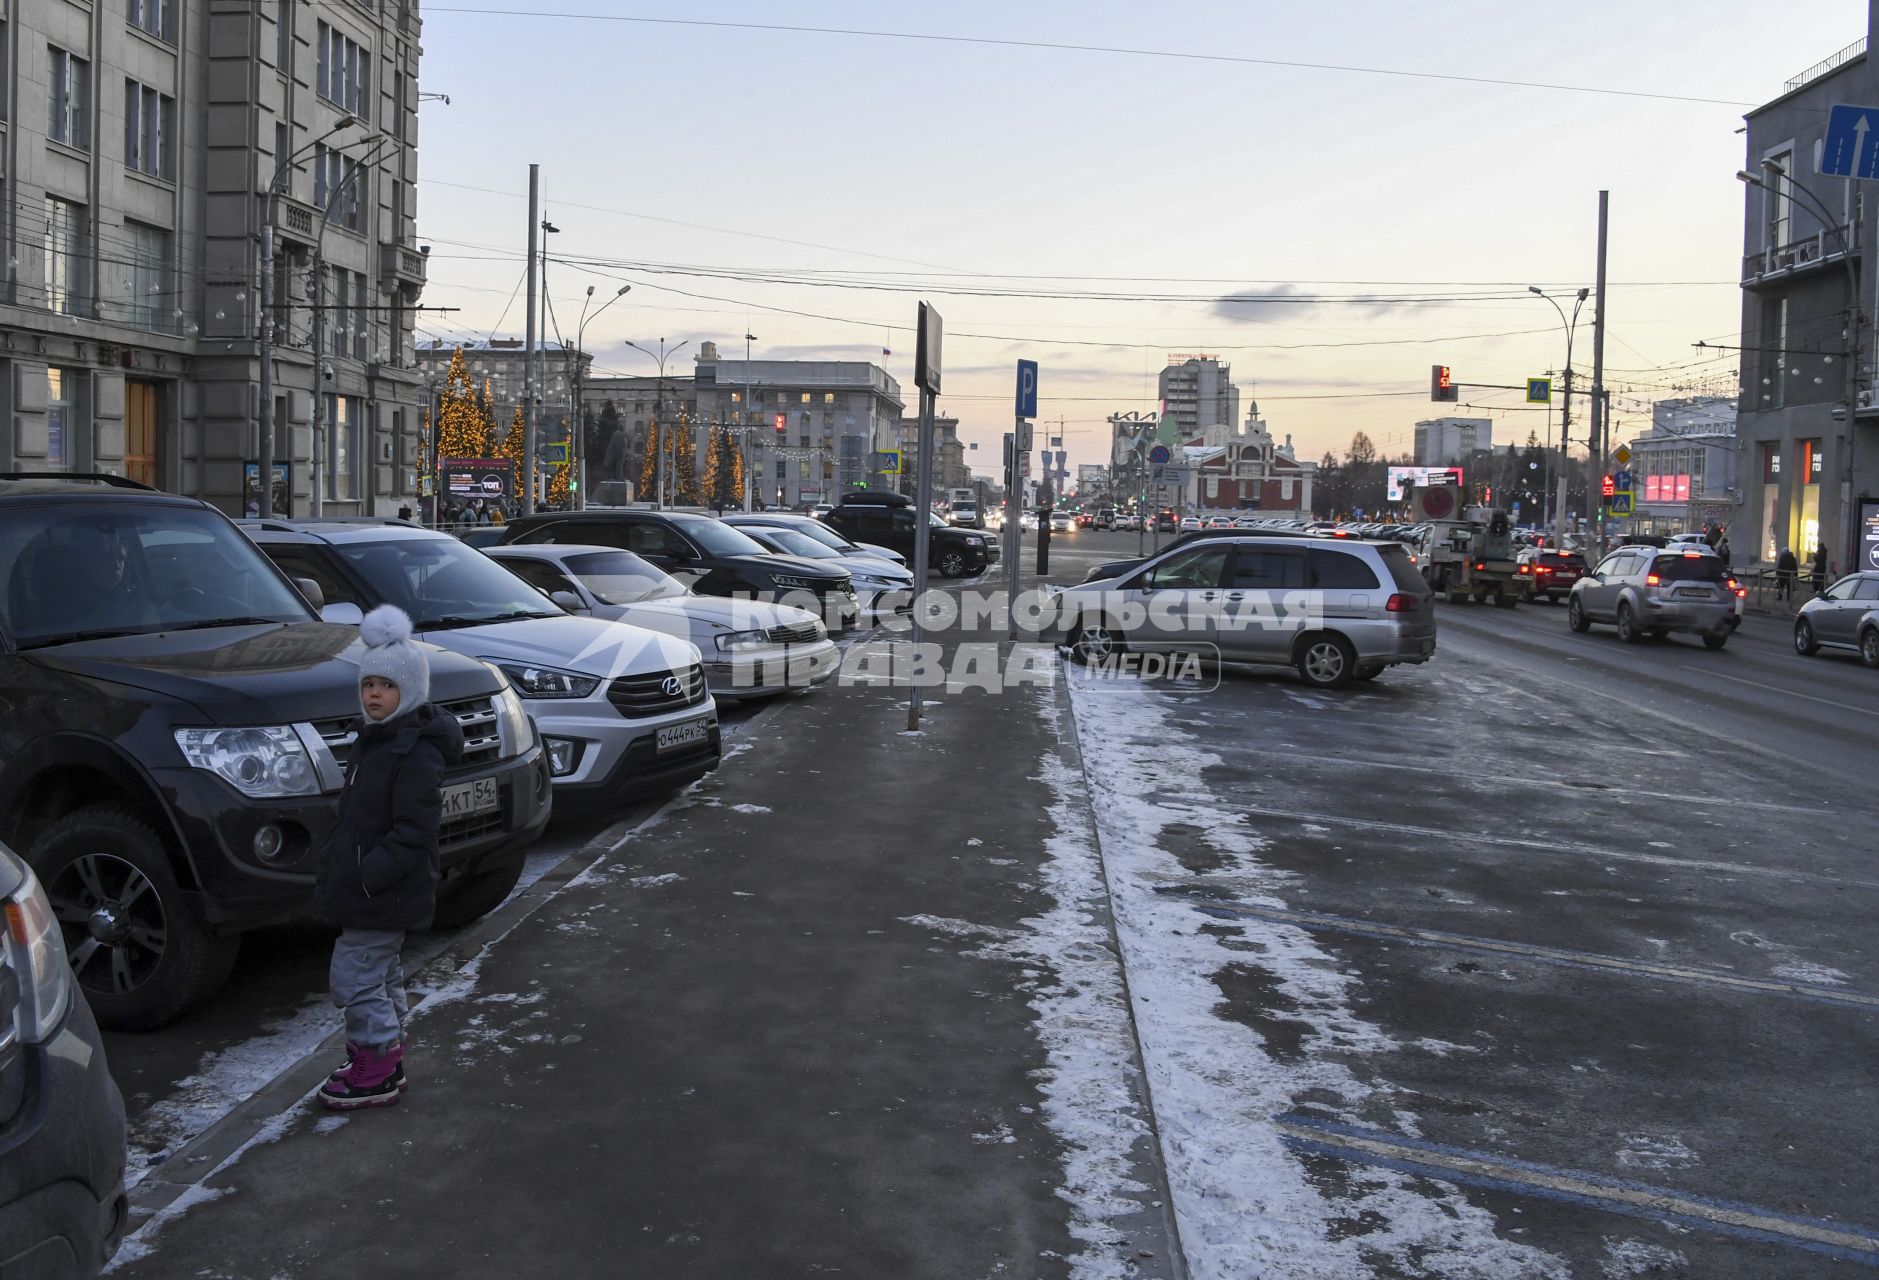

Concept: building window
[[43, 197, 87, 316], [327, 394, 359, 500], [314, 145, 364, 231], [125, 81, 176, 180], [823, 392, 835, 404], [1759, 443, 1781, 562], [47, 369, 76, 469], [351, 270, 369, 359], [49, 48, 90, 149], [277, 0, 294, 71], [316, 22, 370, 120], [800, 392, 810, 404], [1766, 150, 1792, 248], [126, 221, 172, 332], [129, 0, 177, 44]]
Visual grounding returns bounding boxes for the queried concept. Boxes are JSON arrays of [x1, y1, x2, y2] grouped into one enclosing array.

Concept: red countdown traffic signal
[[773, 413, 786, 434], [1430, 365, 1458, 402], [1601, 473, 1616, 498]]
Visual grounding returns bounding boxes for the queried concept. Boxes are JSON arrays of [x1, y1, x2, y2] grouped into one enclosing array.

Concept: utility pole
[[257, 225, 275, 518], [1556, 363, 1572, 551], [522, 164, 540, 517], [1589, 190, 1610, 557], [744, 332, 757, 512]]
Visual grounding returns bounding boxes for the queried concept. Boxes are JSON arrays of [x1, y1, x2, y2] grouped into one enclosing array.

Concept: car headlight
[[4, 862, 72, 1044], [494, 682, 537, 751], [496, 662, 600, 699], [174, 726, 320, 798], [715, 629, 770, 654], [770, 574, 822, 591]]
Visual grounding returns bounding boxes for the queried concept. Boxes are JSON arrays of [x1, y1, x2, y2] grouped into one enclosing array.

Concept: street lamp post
[[743, 332, 757, 512], [258, 116, 355, 518], [1528, 285, 1590, 548], [1740, 165, 1862, 570], [572, 284, 631, 510], [625, 339, 689, 509]]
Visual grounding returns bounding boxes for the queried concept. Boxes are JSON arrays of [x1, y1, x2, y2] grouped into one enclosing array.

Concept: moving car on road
[[949, 501, 983, 529], [1517, 547, 1587, 603], [1567, 545, 1742, 648], [1793, 571, 1879, 667], [1054, 535, 1436, 689]]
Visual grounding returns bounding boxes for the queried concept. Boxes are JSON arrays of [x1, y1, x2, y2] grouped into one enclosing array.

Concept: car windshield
[[562, 550, 685, 605], [335, 537, 564, 627], [0, 503, 312, 648], [753, 528, 842, 560], [682, 519, 771, 558], [928, 511, 949, 528], [751, 520, 852, 553]]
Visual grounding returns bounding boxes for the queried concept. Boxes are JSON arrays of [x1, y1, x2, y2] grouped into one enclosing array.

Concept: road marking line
[[1700, 667, 1875, 712], [1172, 894, 1879, 1010], [1232, 803, 1879, 891], [1275, 1113, 1879, 1266]]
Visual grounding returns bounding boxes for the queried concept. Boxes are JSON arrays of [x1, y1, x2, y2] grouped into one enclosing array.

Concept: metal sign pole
[[908, 301, 942, 731]]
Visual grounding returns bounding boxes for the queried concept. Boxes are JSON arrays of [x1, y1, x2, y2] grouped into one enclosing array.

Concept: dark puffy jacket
[[314, 703, 465, 932]]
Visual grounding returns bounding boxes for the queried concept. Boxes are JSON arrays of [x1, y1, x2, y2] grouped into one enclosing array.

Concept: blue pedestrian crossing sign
[[881, 450, 902, 475], [1822, 104, 1879, 179], [1609, 492, 1634, 515], [1526, 377, 1552, 404]]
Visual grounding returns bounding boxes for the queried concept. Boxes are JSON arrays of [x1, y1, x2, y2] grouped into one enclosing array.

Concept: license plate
[[1674, 586, 1711, 598], [441, 777, 499, 820], [656, 717, 712, 753]]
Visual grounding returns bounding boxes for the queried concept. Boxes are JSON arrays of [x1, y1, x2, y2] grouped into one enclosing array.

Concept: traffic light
[[1601, 473, 1616, 499], [773, 413, 786, 435], [1430, 365, 1458, 402]]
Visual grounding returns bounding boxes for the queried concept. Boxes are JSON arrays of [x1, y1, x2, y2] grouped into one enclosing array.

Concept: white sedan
[[485, 544, 838, 701]]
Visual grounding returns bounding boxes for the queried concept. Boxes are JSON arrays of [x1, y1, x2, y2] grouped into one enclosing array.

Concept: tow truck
[[1409, 484, 1526, 607]]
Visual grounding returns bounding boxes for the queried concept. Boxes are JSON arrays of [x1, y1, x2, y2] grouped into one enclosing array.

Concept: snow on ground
[[1065, 677, 1569, 1280]]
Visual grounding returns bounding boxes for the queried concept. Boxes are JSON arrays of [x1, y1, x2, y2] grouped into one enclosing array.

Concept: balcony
[[380, 243, 428, 291], [1742, 220, 1860, 285]]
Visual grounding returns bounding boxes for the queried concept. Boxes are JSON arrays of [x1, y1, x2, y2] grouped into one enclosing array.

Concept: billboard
[[441, 457, 515, 501], [1861, 501, 1879, 572], [1387, 465, 1463, 502]]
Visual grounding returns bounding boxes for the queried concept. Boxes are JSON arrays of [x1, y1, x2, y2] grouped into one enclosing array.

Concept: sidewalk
[[108, 639, 1181, 1279]]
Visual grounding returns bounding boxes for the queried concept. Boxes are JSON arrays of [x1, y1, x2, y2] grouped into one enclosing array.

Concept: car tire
[[1069, 619, 1125, 666], [1567, 597, 1591, 633], [1794, 618, 1819, 656], [34, 808, 239, 1031], [1494, 592, 1519, 609], [1702, 633, 1729, 651], [1616, 603, 1641, 644], [429, 855, 526, 931], [1861, 628, 1879, 669], [1296, 633, 1357, 689], [936, 549, 969, 578]]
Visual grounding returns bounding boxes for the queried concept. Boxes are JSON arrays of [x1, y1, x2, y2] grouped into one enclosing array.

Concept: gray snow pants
[[330, 928, 409, 1049]]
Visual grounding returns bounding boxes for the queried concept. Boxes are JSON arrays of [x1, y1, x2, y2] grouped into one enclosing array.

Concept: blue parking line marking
[[1277, 1113, 1879, 1267]]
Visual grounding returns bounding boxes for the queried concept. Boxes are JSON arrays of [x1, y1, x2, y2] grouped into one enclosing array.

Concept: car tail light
[[1385, 593, 1419, 612], [1474, 561, 1486, 571], [1517, 565, 1531, 575], [1646, 573, 1661, 587]]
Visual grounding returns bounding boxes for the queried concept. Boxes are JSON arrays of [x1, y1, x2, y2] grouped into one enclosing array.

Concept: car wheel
[[1862, 628, 1879, 669], [1567, 597, 1591, 633], [1616, 603, 1641, 644], [1702, 633, 1729, 651], [428, 855, 526, 930], [1296, 633, 1357, 689], [34, 808, 239, 1031], [1069, 619, 1124, 666], [1794, 618, 1819, 656], [1494, 592, 1519, 609], [936, 549, 969, 577]]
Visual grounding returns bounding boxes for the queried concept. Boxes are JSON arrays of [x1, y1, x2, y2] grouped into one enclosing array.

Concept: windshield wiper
[[161, 617, 286, 633], [423, 610, 560, 630], [18, 626, 157, 650]]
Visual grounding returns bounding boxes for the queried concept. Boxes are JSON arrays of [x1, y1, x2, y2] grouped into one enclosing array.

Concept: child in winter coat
[[315, 604, 464, 1110]]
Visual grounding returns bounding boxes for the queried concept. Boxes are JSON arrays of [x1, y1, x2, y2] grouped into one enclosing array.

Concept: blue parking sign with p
[[1015, 360, 1038, 419]]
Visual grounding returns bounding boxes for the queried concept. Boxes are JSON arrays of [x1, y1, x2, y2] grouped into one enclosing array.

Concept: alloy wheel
[[46, 852, 168, 996]]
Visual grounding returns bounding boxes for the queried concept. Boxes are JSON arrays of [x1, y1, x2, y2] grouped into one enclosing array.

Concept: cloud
[[1210, 284, 1398, 323]]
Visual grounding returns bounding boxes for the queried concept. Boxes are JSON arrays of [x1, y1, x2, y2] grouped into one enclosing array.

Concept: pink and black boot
[[319, 1042, 405, 1110], [329, 1040, 407, 1092]]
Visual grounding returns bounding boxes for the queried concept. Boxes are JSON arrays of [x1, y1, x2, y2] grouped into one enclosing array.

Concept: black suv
[[823, 492, 996, 578], [497, 510, 860, 628], [0, 843, 128, 1275], [0, 478, 551, 1029]]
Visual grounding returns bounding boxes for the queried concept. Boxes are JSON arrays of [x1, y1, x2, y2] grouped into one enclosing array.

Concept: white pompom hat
[[357, 604, 429, 713]]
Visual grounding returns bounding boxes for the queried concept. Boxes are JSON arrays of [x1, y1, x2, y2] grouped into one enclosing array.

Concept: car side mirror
[[321, 602, 365, 626], [292, 577, 325, 610], [550, 590, 587, 613]]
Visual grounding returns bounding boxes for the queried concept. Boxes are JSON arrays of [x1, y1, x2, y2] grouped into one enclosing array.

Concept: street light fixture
[[625, 338, 690, 509], [1528, 284, 1590, 549], [570, 284, 631, 509], [1740, 165, 1862, 568]]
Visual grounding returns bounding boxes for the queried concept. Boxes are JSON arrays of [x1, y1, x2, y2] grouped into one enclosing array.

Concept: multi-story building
[[1414, 417, 1494, 466], [895, 413, 969, 494], [0, 1, 429, 515], [1158, 355, 1240, 437], [1626, 397, 1739, 536], [1737, 19, 1879, 568], [1184, 409, 1315, 515], [685, 345, 903, 507], [580, 373, 696, 499]]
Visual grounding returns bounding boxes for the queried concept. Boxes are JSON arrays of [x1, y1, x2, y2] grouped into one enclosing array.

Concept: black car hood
[[26, 622, 498, 724], [723, 553, 850, 582]]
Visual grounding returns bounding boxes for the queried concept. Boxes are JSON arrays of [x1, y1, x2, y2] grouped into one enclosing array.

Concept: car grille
[[439, 808, 507, 851], [607, 662, 708, 718], [315, 694, 504, 773], [766, 621, 823, 645]]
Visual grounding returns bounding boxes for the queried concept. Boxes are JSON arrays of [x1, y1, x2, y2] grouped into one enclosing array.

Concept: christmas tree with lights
[[435, 348, 492, 460], [640, 419, 662, 498], [673, 418, 700, 505], [496, 405, 529, 497]]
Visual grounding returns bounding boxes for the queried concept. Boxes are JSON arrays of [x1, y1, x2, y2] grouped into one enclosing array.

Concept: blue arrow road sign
[[1615, 469, 1633, 491], [1015, 359, 1039, 418], [1822, 104, 1879, 179]]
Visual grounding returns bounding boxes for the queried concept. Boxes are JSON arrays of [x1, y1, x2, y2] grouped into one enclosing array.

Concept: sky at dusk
[[410, 1, 1866, 475]]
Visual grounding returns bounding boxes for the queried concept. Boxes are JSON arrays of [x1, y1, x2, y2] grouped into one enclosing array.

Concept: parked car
[[0, 479, 548, 1028], [720, 512, 907, 569], [496, 510, 860, 629], [719, 524, 913, 619], [1793, 572, 1879, 666], [1567, 545, 1742, 648], [485, 545, 839, 698], [1082, 526, 1313, 584], [0, 841, 130, 1275], [458, 526, 505, 549], [1517, 547, 1587, 603], [244, 519, 719, 816], [824, 491, 996, 578], [1054, 536, 1436, 688], [1178, 515, 1203, 532]]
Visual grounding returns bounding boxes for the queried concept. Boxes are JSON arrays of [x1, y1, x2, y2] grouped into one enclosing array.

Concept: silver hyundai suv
[[1567, 545, 1743, 648], [1053, 535, 1437, 688]]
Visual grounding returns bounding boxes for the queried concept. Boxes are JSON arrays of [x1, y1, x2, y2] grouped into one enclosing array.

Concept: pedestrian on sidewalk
[[1775, 547, 1797, 601], [314, 605, 464, 1110], [1716, 535, 1732, 569], [1811, 545, 1829, 595]]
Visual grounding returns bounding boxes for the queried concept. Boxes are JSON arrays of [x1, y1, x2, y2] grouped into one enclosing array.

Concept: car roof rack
[[0, 471, 159, 491]]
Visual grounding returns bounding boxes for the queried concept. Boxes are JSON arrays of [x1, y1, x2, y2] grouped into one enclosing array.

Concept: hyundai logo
[[661, 675, 684, 698]]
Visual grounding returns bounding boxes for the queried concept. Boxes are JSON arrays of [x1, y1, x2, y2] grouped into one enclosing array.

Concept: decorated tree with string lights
[[701, 427, 729, 508], [640, 420, 662, 498], [673, 419, 700, 505], [495, 405, 532, 499], [728, 442, 746, 507], [434, 348, 492, 460]]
